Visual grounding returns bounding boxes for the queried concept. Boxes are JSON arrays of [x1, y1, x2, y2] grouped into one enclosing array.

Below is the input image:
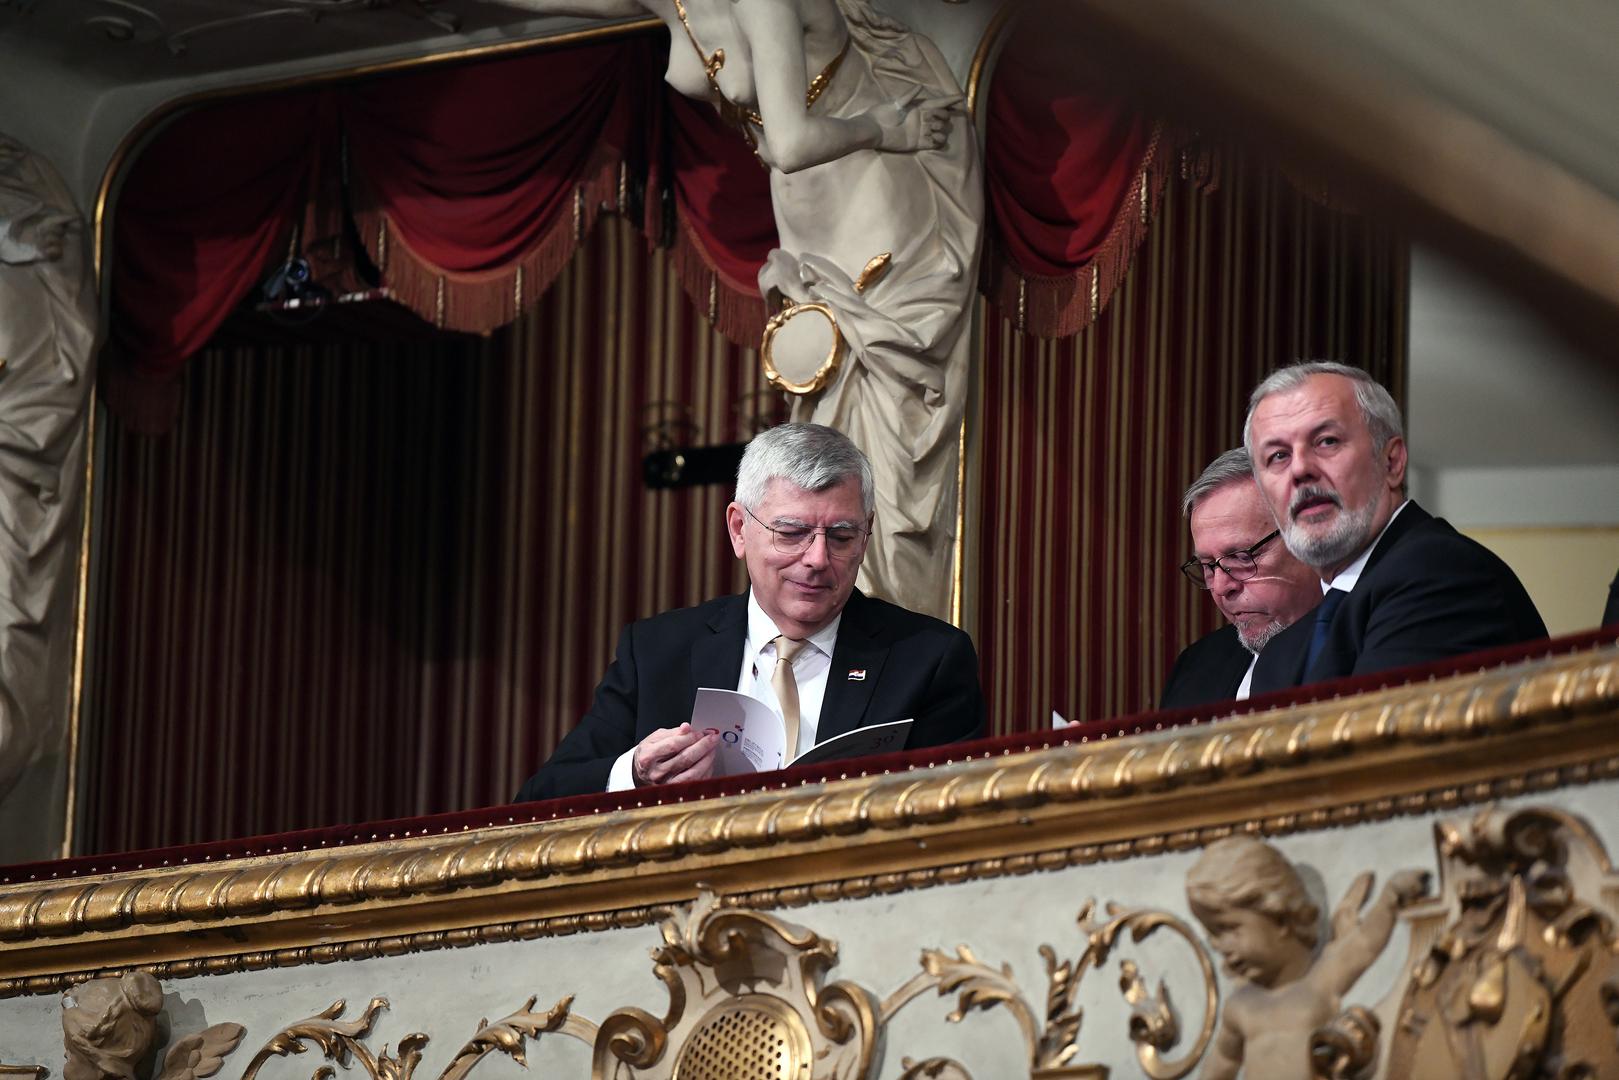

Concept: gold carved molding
[[30, 808, 1619, 1079], [2, 642, 1617, 997]]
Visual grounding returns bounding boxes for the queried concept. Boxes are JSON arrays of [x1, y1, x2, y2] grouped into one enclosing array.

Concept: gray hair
[[1243, 361, 1405, 459], [735, 423, 875, 517], [1181, 447, 1256, 517]]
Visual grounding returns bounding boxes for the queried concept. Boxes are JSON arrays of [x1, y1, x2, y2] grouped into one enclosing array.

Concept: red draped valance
[[106, 22, 1209, 397]]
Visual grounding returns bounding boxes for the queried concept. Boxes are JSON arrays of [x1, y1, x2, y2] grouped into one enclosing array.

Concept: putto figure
[[505, 0, 983, 619], [1185, 835, 1427, 1080]]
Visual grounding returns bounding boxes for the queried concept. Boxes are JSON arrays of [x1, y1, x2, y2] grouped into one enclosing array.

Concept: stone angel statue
[[0, 134, 99, 851], [503, 0, 983, 618]]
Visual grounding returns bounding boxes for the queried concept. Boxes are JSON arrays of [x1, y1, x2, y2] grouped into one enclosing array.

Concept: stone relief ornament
[[61, 973, 244, 1080], [0, 134, 98, 833], [211, 888, 1216, 1080], [1184, 836, 1429, 1080], [1384, 806, 1619, 1079], [53, 814, 1619, 1080]]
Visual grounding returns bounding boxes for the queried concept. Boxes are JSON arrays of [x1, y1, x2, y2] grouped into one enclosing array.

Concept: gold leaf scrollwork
[[242, 998, 400, 1080], [879, 903, 1215, 1080], [438, 996, 581, 1080], [1306, 1005, 1380, 1080], [242, 995, 589, 1080], [1072, 902, 1218, 1080], [593, 888, 878, 1079], [1386, 805, 1619, 1077]]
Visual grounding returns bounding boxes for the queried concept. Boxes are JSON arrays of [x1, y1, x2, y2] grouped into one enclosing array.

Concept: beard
[[1281, 484, 1378, 571], [1236, 616, 1288, 655]]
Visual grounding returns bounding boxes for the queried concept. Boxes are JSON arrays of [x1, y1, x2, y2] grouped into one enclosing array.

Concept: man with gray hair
[[1162, 448, 1321, 708], [518, 423, 986, 800], [1244, 362, 1545, 695]]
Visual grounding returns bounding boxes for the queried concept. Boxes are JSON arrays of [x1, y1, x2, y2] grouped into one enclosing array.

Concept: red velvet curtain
[[979, 23, 1202, 339], [112, 92, 330, 381], [344, 41, 655, 331], [105, 22, 1190, 398], [971, 159, 1407, 733], [84, 218, 785, 853], [106, 33, 778, 406]]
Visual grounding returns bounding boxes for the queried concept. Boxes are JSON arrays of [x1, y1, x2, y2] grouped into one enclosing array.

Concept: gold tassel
[[435, 276, 446, 329], [514, 265, 524, 311]]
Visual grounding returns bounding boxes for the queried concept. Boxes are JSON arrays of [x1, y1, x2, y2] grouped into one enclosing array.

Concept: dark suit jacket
[[517, 589, 986, 800], [1159, 625, 1254, 710], [1251, 502, 1547, 695], [1604, 569, 1619, 627]]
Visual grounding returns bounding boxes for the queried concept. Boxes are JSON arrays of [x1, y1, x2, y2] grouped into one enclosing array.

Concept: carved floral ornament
[[19, 805, 1619, 1079]]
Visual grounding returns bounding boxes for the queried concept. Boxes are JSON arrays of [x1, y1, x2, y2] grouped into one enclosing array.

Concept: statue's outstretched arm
[[733, 0, 945, 173]]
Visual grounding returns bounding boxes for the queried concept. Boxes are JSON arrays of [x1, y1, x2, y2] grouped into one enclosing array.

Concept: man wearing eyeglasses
[[1162, 449, 1322, 708], [517, 423, 986, 801]]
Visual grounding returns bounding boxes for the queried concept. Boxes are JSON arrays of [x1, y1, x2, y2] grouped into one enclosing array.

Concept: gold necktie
[[771, 635, 809, 762]]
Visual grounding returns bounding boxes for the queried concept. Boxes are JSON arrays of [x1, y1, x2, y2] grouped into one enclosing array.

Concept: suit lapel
[[817, 591, 890, 744], [1253, 616, 1311, 695], [1360, 501, 1430, 579], [692, 594, 748, 693]]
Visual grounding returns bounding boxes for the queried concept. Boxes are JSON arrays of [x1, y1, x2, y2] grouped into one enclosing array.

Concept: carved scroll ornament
[[1385, 806, 1619, 1079], [53, 814, 1618, 1080]]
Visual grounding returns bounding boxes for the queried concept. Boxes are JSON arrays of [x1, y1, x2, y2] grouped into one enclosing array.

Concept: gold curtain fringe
[[352, 149, 623, 334], [983, 122, 1204, 340], [666, 205, 769, 347]]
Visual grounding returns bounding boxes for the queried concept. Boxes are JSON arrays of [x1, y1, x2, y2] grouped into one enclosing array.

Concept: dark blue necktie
[[1304, 588, 1347, 674]]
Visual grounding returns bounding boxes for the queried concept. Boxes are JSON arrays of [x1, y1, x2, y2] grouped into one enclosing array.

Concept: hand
[[631, 723, 720, 787], [1385, 869, 1430, 905], [869, 91, 950, 154]]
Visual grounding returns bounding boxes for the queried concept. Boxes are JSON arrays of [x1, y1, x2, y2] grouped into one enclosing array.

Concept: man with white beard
[[1244, 363, 1545, 694], [1161, 448, 1321, 708]]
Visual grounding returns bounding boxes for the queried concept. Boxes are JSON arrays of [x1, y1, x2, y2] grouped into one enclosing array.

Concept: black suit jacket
[[1603, 569, 1619, 627], [1159, 625, 1254, 710], [517, 589, 986, 800], [1251, 502, 1547, 695]]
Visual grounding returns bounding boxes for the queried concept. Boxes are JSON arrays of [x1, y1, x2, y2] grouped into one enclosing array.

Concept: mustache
[[1288, 485, 1342, 520]]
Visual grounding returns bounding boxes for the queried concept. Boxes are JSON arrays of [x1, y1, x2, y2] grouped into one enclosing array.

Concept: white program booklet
[[690, 688, 913, 776]]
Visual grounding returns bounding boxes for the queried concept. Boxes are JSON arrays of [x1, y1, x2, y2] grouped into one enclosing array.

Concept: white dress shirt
[[1236, 655, 1257, 700], [606, 591, 842, 791]]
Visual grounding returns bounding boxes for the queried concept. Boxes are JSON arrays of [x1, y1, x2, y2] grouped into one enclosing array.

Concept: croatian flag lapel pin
[[847, 669, 866, 681]]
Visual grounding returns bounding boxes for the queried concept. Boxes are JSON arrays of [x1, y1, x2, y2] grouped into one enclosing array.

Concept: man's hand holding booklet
[[689, 688, 912, 775]]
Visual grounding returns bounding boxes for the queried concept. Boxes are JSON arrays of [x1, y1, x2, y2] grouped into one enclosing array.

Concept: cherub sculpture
[[62, 972, 244, 1080], [1185, 835, 1427, 1079], [501, 0, 982, 618]]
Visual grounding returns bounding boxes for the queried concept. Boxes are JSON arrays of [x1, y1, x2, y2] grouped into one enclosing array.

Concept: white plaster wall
[[5, 778, 1617, 1077]]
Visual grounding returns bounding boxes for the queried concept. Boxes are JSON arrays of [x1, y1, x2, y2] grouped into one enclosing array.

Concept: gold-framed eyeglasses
[[1179, 530, 1280, 587], [744, 506, 868, 559]]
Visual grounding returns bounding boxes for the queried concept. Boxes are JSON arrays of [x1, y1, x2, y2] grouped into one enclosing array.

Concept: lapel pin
[[847, 669, 866, 681]]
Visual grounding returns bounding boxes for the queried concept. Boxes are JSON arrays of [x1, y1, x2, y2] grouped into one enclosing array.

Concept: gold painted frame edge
[[4, 641, 1617, 994]]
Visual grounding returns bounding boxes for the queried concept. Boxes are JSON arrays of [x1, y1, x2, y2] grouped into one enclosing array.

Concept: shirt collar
[[1324, 499, 1410, 594], [745, 589, 841, 658]]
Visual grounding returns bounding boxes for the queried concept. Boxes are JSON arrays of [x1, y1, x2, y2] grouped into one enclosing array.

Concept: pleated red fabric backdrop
[[971, 160, 1406, 733], [80, 161, 1402, 852], [82, 218, 781, 852]]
